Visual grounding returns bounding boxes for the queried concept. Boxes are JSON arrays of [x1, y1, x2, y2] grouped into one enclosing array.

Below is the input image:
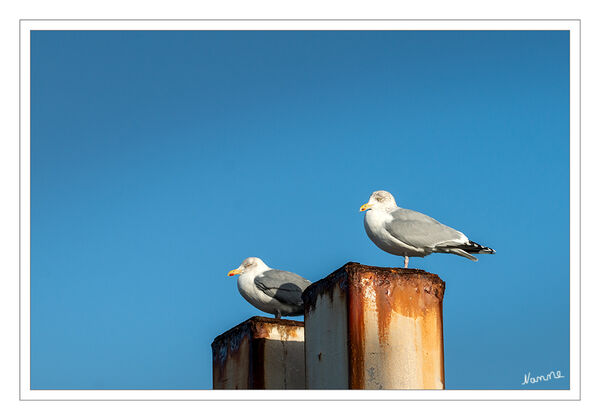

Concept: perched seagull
[[359, 190, 495, 268], [227, 257, 311, 318]]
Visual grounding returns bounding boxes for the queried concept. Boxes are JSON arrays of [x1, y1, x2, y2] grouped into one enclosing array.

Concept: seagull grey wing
[[386, 208, 468, 250], [254, 270, 311, 306]]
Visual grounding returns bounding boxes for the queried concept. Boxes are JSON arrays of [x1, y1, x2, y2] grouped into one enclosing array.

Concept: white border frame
[[19, 19, 581, 401]]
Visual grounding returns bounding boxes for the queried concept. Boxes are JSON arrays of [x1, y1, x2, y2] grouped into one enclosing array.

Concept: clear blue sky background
[[30, 30, 570, 390]]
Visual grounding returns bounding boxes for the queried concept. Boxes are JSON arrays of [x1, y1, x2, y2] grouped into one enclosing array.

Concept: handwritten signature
[[521, 370, 565, 385]]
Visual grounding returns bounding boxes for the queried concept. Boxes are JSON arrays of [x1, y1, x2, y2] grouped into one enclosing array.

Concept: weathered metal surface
[[211, 316, 305, 389], [303, 280, 349, 389], [302, 262, 445, 390]]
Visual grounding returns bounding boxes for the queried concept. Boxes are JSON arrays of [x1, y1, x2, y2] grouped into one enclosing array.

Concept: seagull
[[227, 257, 312, 318], [359, 190, 495, 268]]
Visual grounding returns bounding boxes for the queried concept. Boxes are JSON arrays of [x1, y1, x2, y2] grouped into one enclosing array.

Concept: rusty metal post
[[211, 316, 305, 389], [302, 262, 445, 390]]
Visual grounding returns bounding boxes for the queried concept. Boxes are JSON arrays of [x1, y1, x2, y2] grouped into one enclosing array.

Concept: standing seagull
[[227, 257, 311, 318], [359, 190, 495, 268]]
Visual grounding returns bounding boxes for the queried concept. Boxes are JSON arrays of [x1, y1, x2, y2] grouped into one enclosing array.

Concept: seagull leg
[[404, 256, 409, 268], [274, 310, 281, 319]]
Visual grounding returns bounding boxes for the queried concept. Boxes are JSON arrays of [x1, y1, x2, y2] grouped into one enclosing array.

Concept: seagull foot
[[404, 256, 409, 268]]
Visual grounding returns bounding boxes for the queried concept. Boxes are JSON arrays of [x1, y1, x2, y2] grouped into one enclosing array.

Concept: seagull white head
[[227, 257, 269, 276], [359, 190, 398, 212]]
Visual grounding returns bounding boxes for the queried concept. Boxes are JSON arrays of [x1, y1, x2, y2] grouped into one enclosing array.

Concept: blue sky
[[30, 30, 570, 390]]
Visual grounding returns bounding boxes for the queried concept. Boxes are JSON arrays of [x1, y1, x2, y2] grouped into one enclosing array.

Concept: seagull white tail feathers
[[446, 248, 479, 261]]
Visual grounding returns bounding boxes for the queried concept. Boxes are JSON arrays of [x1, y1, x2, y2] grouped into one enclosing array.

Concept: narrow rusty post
[[302, 262, 445, 390], [211, 316, 305, 389]]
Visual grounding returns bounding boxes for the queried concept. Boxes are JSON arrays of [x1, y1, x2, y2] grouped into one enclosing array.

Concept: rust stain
[[373, 274, 393, 345], [249, 338, 266, 389], [344, 267, 444, 351], [439, 300, 446, 388], [253, 323, 270, 339], [250, 317, 303, 340], [347, 269, 366, 389], [274, 323, 300, 340]]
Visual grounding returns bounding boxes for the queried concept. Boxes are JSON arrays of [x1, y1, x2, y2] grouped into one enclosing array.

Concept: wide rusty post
[[302, 262, 445, 390], [211, 316, 305, 389]]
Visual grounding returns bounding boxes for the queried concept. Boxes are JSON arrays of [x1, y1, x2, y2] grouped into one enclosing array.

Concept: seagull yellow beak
[[359, 203, 373, 212], [227, 268, 242, 276]]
